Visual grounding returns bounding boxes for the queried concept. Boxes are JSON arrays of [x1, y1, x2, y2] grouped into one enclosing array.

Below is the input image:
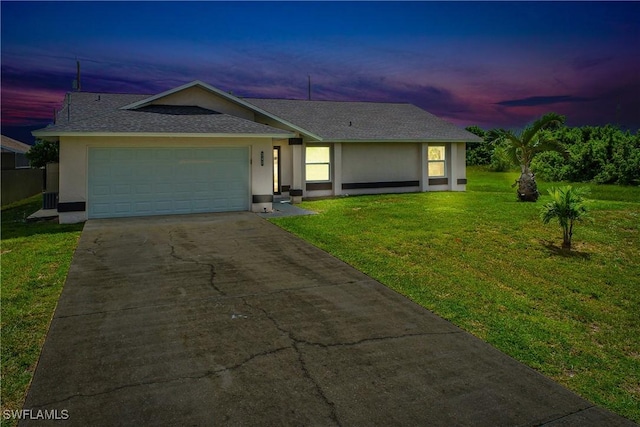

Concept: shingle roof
[[34, 82, 481, 143], [245, 98, 481, 142], [57, 92, 150, 122], [45, 107, 289, 135], [37, 92, 291, 136], [1, 135, 31, 153]]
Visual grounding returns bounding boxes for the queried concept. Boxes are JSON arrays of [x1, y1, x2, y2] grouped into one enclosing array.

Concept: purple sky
[[2, 1, 639, 143]]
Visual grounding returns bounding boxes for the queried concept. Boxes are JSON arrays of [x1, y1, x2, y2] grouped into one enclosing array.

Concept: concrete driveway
[[22, 213, 634, 426]]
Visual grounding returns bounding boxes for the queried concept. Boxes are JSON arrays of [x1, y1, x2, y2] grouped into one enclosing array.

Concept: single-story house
[[33, 80, 481, 224]]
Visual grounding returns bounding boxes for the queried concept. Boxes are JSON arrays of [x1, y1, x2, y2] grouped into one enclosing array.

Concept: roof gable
[[122, 82, 256, 121], [120, 81, 322, 140]]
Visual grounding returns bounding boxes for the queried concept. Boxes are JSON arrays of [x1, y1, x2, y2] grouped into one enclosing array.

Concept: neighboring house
[[33, 80, 481, 224], [1, 135, 42, 206], [1, 135, 31, 169]]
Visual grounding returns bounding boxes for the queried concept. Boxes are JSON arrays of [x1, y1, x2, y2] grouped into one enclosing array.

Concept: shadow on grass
[[541, 240, 591, 259], [2, 196, 84, 240]]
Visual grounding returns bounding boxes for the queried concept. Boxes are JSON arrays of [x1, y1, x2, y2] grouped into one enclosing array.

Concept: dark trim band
[[281, 185, 291, 192], [58, 202, 86, 212], [288, 138, 303, 145], [252, 194, 273, 203], [428, 178, 449, 186], [457, 178, 468, 185], [289, 189, 303, 197], [342, 180, 419, 190], [306, 182, 333, 191]]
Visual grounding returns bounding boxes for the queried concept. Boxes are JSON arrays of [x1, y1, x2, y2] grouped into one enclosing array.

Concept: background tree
[[493, 112, 566, 201], [540, 186, 589, 250], [26, 139, 59, 168], [465, 126, 509, 168], [531, 125, 640, 185]]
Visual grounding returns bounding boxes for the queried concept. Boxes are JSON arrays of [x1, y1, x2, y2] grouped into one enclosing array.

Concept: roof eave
[[317, 138, 482, 143], [32, 130, 295, 139]]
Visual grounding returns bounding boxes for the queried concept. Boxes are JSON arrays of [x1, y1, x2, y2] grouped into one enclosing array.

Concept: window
[[306, 146, 331, 182], [427, 145, 446, 177]]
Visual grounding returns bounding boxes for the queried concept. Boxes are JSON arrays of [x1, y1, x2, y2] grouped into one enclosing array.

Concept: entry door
[[273, 146, 281, 194]]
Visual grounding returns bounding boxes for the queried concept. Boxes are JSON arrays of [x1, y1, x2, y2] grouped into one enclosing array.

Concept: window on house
[[428, 145, 446, 177], [306, 146, 331, 182]]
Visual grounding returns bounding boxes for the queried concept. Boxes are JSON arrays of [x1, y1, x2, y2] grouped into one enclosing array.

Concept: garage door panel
[[135, 184, 153, 195], [88, 147, 250, 219], [133, 201, 153, 214], [114, 202, 131, 214], [113, 184, 131, 195]]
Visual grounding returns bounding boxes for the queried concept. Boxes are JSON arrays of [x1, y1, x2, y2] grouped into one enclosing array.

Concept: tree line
[[466, 118, 640, 187]]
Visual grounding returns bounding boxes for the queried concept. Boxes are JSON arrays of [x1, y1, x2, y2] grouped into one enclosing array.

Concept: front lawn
[[271, 167, 640, 422], [1, 195, 83, 425]]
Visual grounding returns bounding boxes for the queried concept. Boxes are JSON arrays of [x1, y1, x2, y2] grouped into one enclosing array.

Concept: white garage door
[[88, 147, 250, 219]]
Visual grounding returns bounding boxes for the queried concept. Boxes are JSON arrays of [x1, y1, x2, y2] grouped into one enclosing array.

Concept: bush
[[465, 126, 493, 166], [525, 125, 639, 185], [531, 151, 567, 182], [489, 144, 513, 172]]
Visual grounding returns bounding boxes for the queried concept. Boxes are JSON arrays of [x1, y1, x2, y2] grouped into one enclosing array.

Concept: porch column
[[449, 142, 456, 190], [333, 143, 342, 196], [289, 138, 303, 203], [420, 143, 428, 191], [452, 142, 467, 191]]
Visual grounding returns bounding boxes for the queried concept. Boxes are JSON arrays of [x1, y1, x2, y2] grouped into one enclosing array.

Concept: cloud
[[495, 95, 589, 108], [571, 56, 613, 71], [0, 87, 65, 126]]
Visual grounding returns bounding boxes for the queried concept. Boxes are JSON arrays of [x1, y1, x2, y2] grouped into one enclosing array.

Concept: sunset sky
[[2, 1, 639, 143]]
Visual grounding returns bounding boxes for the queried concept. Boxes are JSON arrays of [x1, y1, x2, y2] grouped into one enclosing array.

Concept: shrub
[[526, 125, 639, 185], [465, 126, 492, 166], [488, 144, 513, 172], [531, 151, 567, 182], [540, 186, 590, 249]]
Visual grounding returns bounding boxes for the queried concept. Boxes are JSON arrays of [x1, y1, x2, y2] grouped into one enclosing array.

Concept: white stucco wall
[[300, 141, 467, 199], [335, 143, 421, 195], [341, 143, 421, 183], [58, 135, 274, 223]]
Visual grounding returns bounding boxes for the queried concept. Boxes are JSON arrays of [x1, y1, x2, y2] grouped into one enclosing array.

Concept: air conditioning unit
[[43, 192, 59, 210]]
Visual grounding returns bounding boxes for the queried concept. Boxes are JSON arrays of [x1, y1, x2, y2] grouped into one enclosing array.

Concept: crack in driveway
[[168, 231, 225, 296], [28, 346, 292, 409]]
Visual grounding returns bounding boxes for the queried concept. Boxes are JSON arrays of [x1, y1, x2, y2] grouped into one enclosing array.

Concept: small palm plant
[[540, 186, 589, 249], [494, 112, 566, 201]]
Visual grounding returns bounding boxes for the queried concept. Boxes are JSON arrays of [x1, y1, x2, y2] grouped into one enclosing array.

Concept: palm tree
[[540, 186, 589, 250], [495, 112, 566, 201]]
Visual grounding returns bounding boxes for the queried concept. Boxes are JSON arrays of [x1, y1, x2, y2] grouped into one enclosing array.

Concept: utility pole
[[73, 60, 81, 91]]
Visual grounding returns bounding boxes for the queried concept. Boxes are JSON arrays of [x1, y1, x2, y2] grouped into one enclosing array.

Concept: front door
[[273, 146, 281, 194]]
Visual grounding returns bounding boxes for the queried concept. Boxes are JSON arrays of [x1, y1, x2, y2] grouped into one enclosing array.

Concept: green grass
[[271, 166, 640, 422], [1, 195, 83, 425]]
